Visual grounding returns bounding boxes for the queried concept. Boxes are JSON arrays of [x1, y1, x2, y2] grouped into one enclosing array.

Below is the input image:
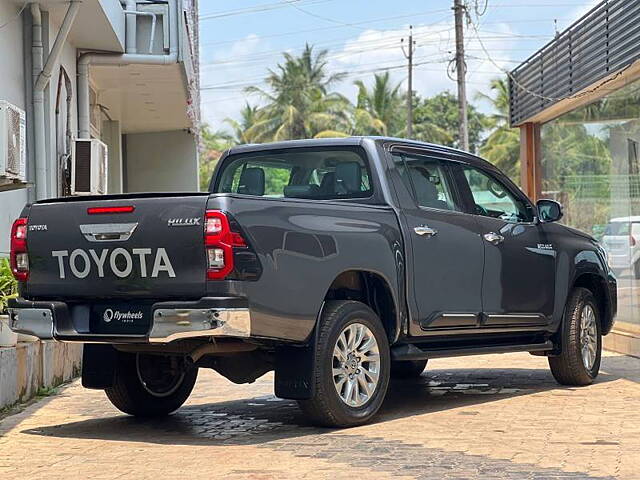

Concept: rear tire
[[105, 352, 197, 417], [548, 287, 601, 386], [634, 261, 640, 279], [391, 359, 427, 378], [297, 300, 390, 428]]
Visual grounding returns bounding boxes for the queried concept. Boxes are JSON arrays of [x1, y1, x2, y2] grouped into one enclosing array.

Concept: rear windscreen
[[213, 147, 372, 200]]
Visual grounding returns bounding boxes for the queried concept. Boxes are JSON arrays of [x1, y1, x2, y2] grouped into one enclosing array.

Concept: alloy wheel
[[580, 305, 598, 371], [332, 322, 381, 407]]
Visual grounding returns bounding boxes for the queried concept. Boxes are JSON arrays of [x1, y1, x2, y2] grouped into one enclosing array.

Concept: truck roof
[[226, 137, 496, 171]]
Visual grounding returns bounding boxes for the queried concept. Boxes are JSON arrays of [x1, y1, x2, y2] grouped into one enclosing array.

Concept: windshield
[[213, 147, 372, 200]]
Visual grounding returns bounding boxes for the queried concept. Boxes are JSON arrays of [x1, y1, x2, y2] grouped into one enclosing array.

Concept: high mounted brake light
[[87, 206, 135, 215], [205, 210, 247, 280], [10, 217, 29, 282]]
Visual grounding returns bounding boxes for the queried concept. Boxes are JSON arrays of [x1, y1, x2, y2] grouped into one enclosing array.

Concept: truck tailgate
[[24, 194, 209, 299]]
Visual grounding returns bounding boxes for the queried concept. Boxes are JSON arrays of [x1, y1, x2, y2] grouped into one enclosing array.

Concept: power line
[[200, 58, 453, 91], [466, 13, 632, 103], [199, 9, 453, 48], [200, 29, 551, 70], [199, 29, 453, 68], [286, 1, 371, 32], [199, 0, 332, 21]]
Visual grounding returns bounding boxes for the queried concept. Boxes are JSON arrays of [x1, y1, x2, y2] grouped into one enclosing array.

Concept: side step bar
[[391, 341, 554, 361]]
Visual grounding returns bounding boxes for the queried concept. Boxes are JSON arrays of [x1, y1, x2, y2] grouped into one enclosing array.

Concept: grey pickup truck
[[8, 137, 617, 427]]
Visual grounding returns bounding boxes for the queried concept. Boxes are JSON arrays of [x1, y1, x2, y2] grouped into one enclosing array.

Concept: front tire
[[105, 352, 198, 417], [548, 287, 601, 386], [297, 300, 390, 428]]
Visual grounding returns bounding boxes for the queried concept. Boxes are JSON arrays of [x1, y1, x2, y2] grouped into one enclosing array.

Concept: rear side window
[[214, 147, 372, 200]]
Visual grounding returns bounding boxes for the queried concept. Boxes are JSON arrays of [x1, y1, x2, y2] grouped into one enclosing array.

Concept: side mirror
[[537, 199, 563, 223]]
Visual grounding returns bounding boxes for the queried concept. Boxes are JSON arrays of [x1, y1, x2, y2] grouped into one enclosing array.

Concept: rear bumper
[[7, 297, 251, 343]]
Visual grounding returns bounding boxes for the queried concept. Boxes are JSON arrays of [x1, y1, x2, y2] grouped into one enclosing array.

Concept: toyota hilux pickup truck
[[8, 137, 617, 427]]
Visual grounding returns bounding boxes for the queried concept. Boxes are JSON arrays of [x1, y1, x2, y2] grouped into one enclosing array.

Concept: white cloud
[[200, 33, 269, 132]]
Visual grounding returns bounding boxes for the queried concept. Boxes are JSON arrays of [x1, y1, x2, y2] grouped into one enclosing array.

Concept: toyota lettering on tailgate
[[51, 248, 176, 279]]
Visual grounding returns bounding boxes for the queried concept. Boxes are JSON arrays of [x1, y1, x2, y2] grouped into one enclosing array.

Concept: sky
[[198, 0, 601, 133]]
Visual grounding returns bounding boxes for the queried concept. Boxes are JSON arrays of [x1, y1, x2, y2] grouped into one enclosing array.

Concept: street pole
[[454, 0, 469, 151], [401, 26, 416, 138]]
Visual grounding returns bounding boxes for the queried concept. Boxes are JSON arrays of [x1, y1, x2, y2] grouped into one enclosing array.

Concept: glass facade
[[541, 81, 640, 329]]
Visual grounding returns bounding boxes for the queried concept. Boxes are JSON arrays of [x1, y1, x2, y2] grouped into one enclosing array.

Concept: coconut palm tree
[[244, 44, 350, 141], [476, 78, 521, 183], [353, 72, 405, 136], [224, 103, 261, 144]]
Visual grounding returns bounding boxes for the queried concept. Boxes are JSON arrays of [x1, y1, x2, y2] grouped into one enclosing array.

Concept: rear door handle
[[483, 232, 504, 245], [414, 225, 438, 237]]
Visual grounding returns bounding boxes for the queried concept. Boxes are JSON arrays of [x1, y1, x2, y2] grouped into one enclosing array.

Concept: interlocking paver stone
[[0, 351, 638, 479]]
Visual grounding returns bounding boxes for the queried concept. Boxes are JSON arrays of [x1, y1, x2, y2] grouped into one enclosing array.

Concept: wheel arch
[[322, 269, 401, 344], [571, 272, 614, 335]]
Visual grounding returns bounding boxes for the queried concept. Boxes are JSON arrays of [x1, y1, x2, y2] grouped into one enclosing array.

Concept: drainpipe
[[31, 4, 46, 200], [124, 0, 137, 53], [78, 0, 179, 139], [31, 0, 83, 200]]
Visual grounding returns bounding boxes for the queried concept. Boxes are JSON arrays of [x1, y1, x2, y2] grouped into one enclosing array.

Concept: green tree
[[476, 78, 521, 183], [353, 72, 405, 136], [245, 44, 350, 141], [412, 91, 486, 151], [224, 103, 261, 144], [199, 125, 232, 191]]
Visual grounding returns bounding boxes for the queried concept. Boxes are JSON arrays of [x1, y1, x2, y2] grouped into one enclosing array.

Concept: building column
[[520, 122, 542, 202], [102, 120, 123, 193]]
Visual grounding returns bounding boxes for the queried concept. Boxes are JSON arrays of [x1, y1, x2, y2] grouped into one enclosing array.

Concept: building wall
[[0, 3, 28, 256], [125, 130, 199, 192]]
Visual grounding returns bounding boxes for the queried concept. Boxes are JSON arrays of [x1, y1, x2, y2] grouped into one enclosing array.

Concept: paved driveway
[[1, 351, 638, 480]]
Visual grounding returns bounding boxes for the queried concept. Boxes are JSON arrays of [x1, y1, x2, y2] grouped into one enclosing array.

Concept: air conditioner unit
[[71, 139, 108, 195], [0, 101, 26, 182]]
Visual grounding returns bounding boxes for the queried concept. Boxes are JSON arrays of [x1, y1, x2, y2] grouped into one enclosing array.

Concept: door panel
[[389, 151, 484, 335], [457, 164, 556, 325], [404, 208, 485, 333], [474, 216, 556, 320]]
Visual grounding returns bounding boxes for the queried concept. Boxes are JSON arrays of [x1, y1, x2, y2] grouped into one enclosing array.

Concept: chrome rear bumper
[[150, 308, 250, 343], [7, 298, 251, 343]]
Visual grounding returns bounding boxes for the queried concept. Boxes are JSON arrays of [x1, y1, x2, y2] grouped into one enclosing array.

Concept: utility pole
[[401, 26, 416, 138], [453, 0, 469, 151]]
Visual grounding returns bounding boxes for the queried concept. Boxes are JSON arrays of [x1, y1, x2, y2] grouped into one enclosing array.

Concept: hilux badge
[[168, 217, 201, 227]]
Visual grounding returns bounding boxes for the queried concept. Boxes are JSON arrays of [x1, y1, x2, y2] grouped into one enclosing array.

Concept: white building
[[0, 0, 200, 256]]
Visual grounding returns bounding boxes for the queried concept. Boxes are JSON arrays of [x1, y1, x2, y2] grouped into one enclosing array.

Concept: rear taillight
[[205, 210, 247, 280], [630, 235, 637, 247], [10, 217, 29, 282]]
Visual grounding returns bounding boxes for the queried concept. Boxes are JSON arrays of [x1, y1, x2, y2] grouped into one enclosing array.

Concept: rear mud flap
[[274, 330, 317, 400], [82, 344, 117, 389]]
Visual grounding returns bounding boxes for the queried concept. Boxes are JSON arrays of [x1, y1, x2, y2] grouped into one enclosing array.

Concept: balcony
[[15, 0, 126, 52]]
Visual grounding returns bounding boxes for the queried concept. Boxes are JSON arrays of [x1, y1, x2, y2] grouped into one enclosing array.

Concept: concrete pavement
[[0, 351, 638, 479]]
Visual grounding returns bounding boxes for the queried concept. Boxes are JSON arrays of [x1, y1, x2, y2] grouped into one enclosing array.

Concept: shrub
[[0, 258, 17, 315]]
